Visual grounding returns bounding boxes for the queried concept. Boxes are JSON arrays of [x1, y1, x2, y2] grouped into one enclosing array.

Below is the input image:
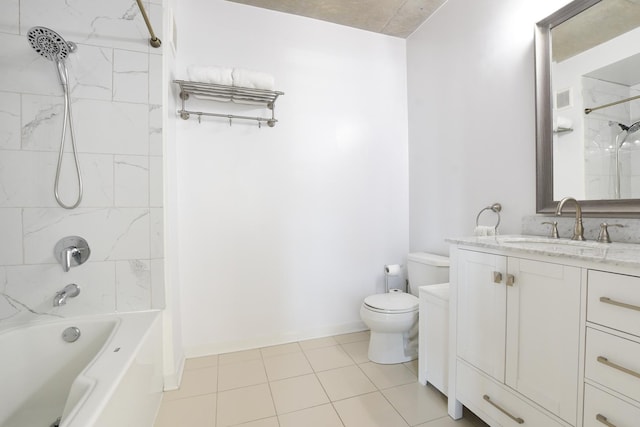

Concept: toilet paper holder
[[384, 264, 402, 293]]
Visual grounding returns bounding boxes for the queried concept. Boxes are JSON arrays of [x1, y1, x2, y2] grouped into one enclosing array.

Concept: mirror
[[535, 0, 640, 215]]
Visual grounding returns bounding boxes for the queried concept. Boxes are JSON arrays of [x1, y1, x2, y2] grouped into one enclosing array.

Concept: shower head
[[620, 120, 640, 147], [26, 26, 76, 62]]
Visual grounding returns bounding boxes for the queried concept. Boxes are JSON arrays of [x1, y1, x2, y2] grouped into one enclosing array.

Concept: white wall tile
[[149, 104, 163, 155], [150, 156, 163, 207], [150, 207, 164, 258], [0, 209, 22, 266], [23, 208, 150, 263], [0, 0, 20, 35], [68, 44, 113, 101], [113, 49, 149, 104], [150, 258, 165, 309], [20, 0, 151, 53], [73, 99, 149, 155], [4, 262, 116, 316], [149, 54, 163, 105], [0, 92, 20, 149], [115, 155, 149, 206], [0, 151, 114, 207], [116, 259, 151, 311]]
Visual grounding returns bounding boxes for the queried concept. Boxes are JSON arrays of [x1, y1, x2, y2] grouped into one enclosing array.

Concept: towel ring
[[476, 203, 502, 230]]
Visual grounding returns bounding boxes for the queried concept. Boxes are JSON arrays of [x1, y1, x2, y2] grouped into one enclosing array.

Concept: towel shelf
[[174, 80, 284, 127]]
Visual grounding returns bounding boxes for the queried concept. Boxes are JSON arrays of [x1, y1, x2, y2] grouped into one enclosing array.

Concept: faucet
[[53, 283, 80, 307], [555, 197, 585, 241]]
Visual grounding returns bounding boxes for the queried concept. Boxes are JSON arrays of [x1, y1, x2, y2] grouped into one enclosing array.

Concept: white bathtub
[[0, 310, 163, 427]]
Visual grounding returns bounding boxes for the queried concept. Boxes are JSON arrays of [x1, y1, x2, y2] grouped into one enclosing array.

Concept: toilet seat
[[363, 293, 419, 314]]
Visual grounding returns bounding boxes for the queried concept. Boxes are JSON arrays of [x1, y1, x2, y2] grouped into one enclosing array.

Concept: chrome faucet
[[53, 283, 80, 307], [555, 197, 585, 241]]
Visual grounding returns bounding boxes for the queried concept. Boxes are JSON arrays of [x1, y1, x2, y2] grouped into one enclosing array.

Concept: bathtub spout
[[53, 283, 80, 307]]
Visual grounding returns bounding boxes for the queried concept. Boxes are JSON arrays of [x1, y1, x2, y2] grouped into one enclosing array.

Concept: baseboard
[[163, 353, 185, 391], [184, 320, 368, 359]]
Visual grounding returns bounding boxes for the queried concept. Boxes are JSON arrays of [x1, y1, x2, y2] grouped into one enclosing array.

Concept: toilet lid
[[364, 293, 419, 313]]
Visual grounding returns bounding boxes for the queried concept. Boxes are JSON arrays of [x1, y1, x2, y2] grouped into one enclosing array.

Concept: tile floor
[[154, 331, 487, 427]]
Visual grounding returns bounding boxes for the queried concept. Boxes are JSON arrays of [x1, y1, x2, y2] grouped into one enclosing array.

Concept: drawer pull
[[483, 394, 524, 424], [596, 414, 617, 427], [506, 274, 515, 287], [493, 271, 503, 284], [597, 356, 640, 380], [600, 296, 640, 312]]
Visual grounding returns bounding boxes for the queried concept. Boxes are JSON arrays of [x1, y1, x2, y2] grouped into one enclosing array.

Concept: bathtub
[[0, 310, 163, 427]]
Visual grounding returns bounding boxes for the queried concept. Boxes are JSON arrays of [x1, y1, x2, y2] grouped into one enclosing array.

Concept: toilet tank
[[407, 252, 450, 295]]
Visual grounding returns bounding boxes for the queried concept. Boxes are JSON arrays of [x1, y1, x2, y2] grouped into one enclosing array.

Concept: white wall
[[175, 0, 409, 356], [407, 0, 572, 254], [0, 0, 164, 322]]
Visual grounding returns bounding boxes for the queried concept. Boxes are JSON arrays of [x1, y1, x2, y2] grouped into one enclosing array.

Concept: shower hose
[[54, 62, 83, 209]]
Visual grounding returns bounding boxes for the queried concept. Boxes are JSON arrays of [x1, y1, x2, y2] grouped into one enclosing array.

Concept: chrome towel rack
[[174, 80, 284, 127], [476, 203, 502, 231]]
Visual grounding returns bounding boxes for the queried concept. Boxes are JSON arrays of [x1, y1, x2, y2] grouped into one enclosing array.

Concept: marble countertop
[[446, 235, 640, 269]]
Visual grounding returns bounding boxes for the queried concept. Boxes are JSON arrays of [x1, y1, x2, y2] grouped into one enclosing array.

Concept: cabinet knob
[[493, 271, 503, 283], [506, 274, 515, 287]]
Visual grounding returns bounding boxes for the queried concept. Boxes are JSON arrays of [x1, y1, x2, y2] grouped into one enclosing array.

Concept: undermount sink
[[491, 235, 609, 257]]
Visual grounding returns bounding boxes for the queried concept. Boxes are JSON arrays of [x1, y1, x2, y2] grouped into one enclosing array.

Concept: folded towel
[[187, 65, 233, 86], [232, 68, 275, 90], [473, 226, 496, 237], [553, 116, 573, 132]]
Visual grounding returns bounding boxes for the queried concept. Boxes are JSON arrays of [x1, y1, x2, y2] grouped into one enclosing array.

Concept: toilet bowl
[[360, 252, 449, 365], [360, 292, 419, 364]]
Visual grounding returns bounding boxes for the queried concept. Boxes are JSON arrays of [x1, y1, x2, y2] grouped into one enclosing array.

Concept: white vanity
[[447, 235, 640, 427]]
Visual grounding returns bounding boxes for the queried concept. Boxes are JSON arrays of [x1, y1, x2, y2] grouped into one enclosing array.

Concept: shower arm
[[135, 0, 162, 48]]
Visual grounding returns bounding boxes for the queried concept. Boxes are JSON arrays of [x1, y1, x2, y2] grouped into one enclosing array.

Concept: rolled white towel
[[187, 65, 233, 86], [473, 226, 496, 237], [232, 68, 275, 90]]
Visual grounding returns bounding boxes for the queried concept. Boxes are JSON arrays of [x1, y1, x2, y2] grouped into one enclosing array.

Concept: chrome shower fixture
[[26, 26, 83, 209], [26, 26, 77, 62]]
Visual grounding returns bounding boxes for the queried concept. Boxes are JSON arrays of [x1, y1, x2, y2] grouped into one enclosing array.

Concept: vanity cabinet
[[455, 249, 581, 426], [583, 270, 640, 427], [449, 238, 640, 427]]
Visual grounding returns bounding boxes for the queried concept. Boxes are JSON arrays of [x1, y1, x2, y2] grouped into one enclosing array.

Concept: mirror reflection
[[550, 0, 640, 201]]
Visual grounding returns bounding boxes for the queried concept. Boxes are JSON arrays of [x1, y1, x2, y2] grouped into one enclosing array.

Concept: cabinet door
[[505, 257, 581, 425], [457, 250, 507, 382]]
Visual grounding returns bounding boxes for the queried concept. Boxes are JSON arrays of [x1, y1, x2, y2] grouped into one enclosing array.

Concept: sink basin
[[494, 236, 606, 257]]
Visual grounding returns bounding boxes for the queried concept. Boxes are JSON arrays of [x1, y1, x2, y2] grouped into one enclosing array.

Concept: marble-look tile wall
[[583, 77, 640, 199], [0, 0, 164, 322]]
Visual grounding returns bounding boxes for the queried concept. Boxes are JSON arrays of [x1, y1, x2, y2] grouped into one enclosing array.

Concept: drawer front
[[585, 328, 640, 404], [588, 271, 640, 337], [456, 360, 564, 427], [584, 384, 640, 427]]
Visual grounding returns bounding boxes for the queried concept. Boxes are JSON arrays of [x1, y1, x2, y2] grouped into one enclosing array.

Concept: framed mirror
[[535, 0, 640, 215]]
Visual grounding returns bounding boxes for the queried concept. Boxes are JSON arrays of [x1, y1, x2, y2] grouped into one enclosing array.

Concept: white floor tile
[[300, 336, 339, 350], [414, 416, 477, 427], [341, 340, 370, 364], [359, 361, 417, 389], [270, 373, 330, 414], [218, 359, 267, 391], [260, 342, 302, 358], [304, 345, 355, 372], [185, 354, 219, 370], [231, 416, 280, 427], [334, 330, 370, 344], [163, 365, 217, 400], [263, 351, 313, 381], [334, 391, 410, 427], [154, 393, 216, 427], [278, 404, 344, 427], [382, 382, 448, 425], [217, 383, 276, 426], [219, 349, 262, 365], [316, 365, 376, 401]]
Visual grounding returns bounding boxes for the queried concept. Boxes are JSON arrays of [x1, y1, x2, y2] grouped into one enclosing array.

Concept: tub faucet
[[555, 197, 585, 241], [53, 283, 80, 307]]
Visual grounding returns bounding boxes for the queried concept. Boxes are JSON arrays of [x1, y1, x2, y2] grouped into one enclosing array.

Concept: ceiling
[[226, 0, 448, 38]]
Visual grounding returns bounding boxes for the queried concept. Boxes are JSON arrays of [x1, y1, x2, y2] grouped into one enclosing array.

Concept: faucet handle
[[597, 223, 624, 243], [542, 221, 559, 239]]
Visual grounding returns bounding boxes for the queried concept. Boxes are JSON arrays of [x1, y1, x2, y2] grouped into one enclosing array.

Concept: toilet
[[360, 252, 449, 364]]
